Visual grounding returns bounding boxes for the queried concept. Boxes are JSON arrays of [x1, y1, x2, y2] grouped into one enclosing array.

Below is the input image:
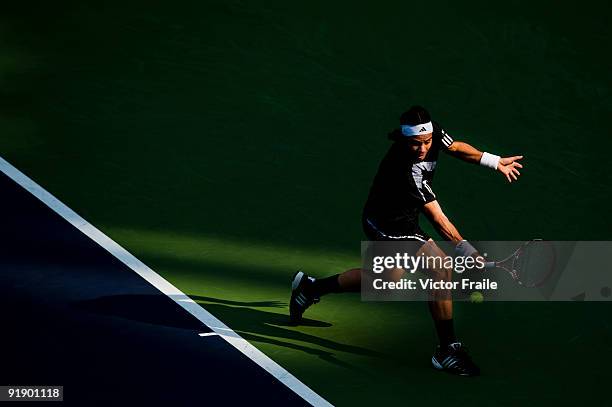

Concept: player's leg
[[289, 264, 407, 323], [419, 239, 480, 376], [289, 267, 362, 324], [417, 240, 455, 340], [306, 263, 405, 295], [290, 214, 364, 323], [337, 267, 360, 287], [289, 216, 391, 323]]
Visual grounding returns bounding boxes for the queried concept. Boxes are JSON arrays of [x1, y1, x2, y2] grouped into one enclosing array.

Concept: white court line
[[199, 332, 220, 337], [0, 156, 333, 407]]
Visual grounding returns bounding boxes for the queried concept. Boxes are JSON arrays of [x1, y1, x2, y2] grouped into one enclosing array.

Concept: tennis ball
[[470, 291, 484, 303]]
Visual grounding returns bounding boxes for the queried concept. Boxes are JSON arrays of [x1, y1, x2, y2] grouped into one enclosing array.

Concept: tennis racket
[[486, 239, 556, 288]]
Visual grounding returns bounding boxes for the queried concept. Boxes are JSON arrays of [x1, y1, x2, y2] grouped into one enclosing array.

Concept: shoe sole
[[291, 271, 305, 291], [289, 271, 306, 324], [431, 356, 478, 377], [431, 356, 443, 370]]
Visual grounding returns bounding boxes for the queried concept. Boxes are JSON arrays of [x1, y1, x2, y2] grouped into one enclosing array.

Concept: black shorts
[[362, 214, 430, 242]]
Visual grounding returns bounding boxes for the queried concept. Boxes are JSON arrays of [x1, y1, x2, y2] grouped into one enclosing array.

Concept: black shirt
[[363, 121, 454, 227]]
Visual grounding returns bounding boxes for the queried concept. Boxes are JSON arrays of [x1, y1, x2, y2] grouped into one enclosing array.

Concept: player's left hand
[[497, 155, 523, 183]]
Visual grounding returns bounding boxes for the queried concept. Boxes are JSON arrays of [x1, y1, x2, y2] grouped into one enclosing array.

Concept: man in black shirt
[[289, 106, 523, 376]]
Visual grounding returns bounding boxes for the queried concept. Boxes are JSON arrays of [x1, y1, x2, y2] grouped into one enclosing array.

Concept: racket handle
[[484, 261, 496, 269]]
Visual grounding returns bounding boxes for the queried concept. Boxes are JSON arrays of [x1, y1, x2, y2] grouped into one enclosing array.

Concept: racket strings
[[515, 242, 555, 287]]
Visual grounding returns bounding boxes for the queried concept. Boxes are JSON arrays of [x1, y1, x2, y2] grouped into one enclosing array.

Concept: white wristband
[[480, 152, 500, 170], [455, 240, 477, 257]]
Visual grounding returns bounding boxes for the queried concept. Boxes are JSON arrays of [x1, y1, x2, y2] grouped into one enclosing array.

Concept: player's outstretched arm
[[446, 141, 482, 163], [447, 141, 524, 183]]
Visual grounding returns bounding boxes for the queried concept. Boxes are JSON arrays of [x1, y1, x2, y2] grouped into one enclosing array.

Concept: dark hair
[[400, 105, 431, 125], [388, 105, 431, 140]]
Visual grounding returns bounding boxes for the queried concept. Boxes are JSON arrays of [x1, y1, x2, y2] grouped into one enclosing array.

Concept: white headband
[[401, 121, 433, 136]]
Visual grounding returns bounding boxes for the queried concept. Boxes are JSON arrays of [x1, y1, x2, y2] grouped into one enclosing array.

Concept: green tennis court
[[2, 1, 611, 405]]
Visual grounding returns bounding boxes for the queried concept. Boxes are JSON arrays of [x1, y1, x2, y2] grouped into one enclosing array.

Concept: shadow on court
[[191, 295, 385, 370], [73, 293, 383, 370]]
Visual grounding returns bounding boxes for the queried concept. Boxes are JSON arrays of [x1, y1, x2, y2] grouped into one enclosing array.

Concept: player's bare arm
[[421, 200, 487, 263], [421, 200, 464, 242], [446, 141, 524, 183]]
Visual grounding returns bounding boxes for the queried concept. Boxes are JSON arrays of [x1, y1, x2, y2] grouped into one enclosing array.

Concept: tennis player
[[289, 105, 523, 376]]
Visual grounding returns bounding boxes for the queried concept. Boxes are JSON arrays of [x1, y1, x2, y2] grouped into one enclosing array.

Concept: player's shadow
[[72, 294, 381, 370], [187, 295, 329, 327], [186, 295, 384, 368]]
